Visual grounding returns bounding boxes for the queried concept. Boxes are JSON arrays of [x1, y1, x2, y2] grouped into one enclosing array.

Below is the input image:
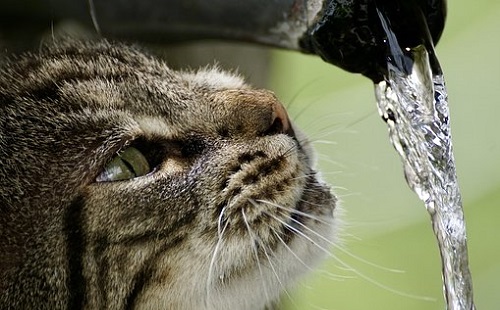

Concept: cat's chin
[[136, 212, 336, 310], [209, 179, 337, 309]]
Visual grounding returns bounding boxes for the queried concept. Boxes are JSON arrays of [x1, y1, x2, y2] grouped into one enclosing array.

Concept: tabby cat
[[0, 41, 337, 310]]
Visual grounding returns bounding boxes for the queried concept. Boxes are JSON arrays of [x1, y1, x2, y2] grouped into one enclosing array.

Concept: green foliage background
[[269, 0, 500, 309]]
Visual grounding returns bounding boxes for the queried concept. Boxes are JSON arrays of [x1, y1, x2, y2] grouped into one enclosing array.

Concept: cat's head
[[0, 41, 337, 310]]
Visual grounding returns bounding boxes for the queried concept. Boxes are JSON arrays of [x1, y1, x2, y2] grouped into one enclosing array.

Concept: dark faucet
[[299, 0, 446, 81], [0, 0, 445, 82]]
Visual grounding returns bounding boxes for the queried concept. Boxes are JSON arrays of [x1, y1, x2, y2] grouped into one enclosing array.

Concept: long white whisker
[[312, 139, 338, 145], [317, 154, 346, 168], [269, 225, 350, 282], [297, 110, 375, 139], [286, 171, 341, 184], [303, 128, 346, 144], [246, 203, 298, 309], [291, 94, 323, 123], [241, 208, 271, 304], [264, 211, 434, 301], [264, 210, 349, 269], [205, 208, 230, 307], [257, 199, 334, 226], [87, 0, 101, 34], [284, 77, 322, 112], [316, 269, 356, 281], [217, 205, 227, 237], [281, 144, 298, 158], [259, 235, 297, 308], [270, 227, 315, 273], [287, 215, 404, 273]]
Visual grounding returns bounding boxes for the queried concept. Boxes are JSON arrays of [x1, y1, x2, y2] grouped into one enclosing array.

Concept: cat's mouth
[[218, 147, 302, 210], [252, 173, 334, 243], [209, 169, 335, 288], [216, 143, 334, 243]]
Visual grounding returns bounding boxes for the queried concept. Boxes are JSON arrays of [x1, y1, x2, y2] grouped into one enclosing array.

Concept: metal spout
[[299, 0, 447, 82], [1, 0, 446, 81]]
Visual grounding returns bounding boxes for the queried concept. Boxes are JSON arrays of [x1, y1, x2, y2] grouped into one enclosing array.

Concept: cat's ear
[[180, 65, 248, 91]]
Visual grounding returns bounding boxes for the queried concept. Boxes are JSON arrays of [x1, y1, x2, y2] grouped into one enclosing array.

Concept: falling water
[[374, 8, 475, 310]]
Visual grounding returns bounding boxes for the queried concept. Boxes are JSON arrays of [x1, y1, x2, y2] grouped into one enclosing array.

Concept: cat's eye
[[96, 147, 151, 182]]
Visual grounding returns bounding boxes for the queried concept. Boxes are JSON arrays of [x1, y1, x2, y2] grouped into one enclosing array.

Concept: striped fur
[[0, 41, 337, 309]]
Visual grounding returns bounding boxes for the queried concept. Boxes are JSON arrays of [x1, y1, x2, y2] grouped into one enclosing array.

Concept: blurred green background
[[270, 0, 500, 309]]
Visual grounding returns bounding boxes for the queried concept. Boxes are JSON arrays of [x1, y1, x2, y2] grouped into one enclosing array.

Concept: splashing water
[[374, 9, 475, 310]]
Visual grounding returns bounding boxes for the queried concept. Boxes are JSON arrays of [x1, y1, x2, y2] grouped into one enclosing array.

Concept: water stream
[[374, 8, 475, 310]]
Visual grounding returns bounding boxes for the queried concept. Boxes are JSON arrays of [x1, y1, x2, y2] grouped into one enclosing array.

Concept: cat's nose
[[213, 89, 295, 138], [264, 97, 295, 137]]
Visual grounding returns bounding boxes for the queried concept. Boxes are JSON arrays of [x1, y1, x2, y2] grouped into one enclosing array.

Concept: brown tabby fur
[[0, 41, 336, 309]]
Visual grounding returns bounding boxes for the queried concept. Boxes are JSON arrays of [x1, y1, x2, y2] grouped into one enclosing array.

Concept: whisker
[[259, 234, 297, 309], [217, 205, 227, 237], [311, 139, 338, 146], [205, 212, 229, 307], [297, 184, 348, 195], [303, 126, 351, 142], [336, 230, 363, 242], [288, 171, 342, 183], [241, 207, 271, 304], [264, 211, 434, 301], [287, 216, 404, 274], [295, 116, 345, 139], [246, 203, 298, 310], [257, 199, 334, 226], [316, 154, 346, 169], [297, 109, 375, 139], [88, 0, 102, 34], [294, 133, 339, 149], [50, 21, 55, 43], [284, 77, 322, 112], [264, 211, 347, 269], [269, 225, 350, 282], [295, 197, 336, 210], [280, 144, 299, 158], [316, 269, 356, 281], [343, 109, 376, 129], [290, 94, 325, 123], [269, 226, 315, 273]]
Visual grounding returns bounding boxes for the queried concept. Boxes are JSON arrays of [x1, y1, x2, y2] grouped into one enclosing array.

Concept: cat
[[0, 40, 337, 310]]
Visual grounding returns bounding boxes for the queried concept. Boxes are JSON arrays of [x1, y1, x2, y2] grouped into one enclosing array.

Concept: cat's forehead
[[180, 67, 247, 91], [0, 41, 252, 120], [0, 41, 263, 147], [0, 40, 248, 97]]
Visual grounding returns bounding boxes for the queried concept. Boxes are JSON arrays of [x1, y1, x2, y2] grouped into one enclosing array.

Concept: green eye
[[96, 147, 151, 182]]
